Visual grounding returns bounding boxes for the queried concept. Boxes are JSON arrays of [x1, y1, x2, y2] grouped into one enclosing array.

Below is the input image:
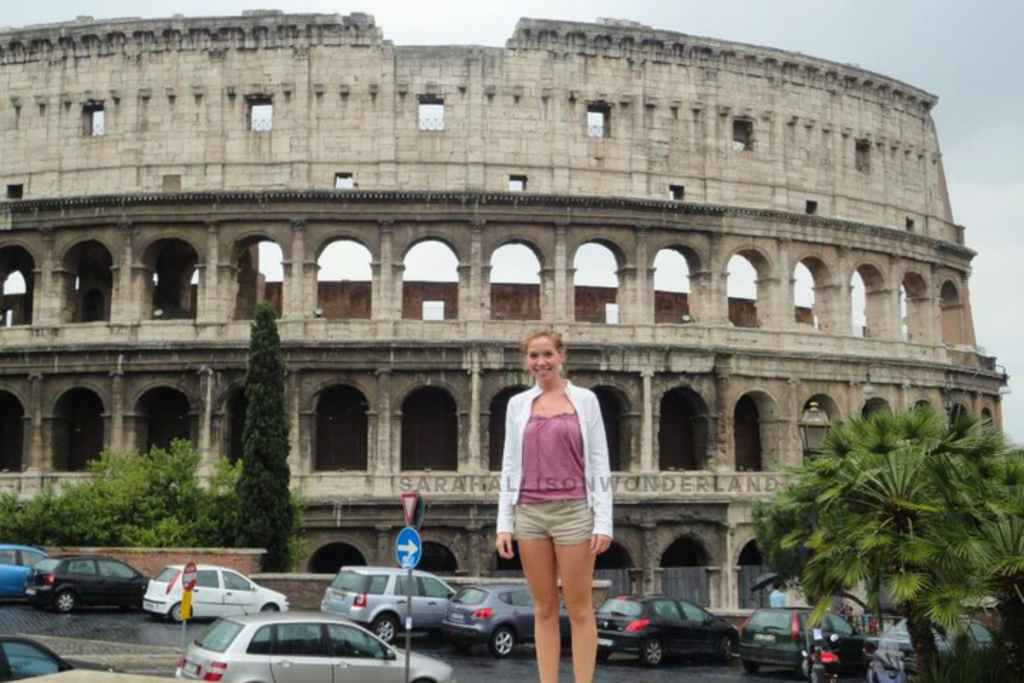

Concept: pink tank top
[[519, 412, 587, 503]]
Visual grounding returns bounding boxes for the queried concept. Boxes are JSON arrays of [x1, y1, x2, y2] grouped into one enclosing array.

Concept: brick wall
[[490, 283, 540, 321], [402, 282, 458, 320], [317, 281, 371, 319], [43, 547, 265, 579]]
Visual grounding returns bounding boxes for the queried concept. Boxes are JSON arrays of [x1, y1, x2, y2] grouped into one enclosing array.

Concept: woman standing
[[495, 329, 613, 683]]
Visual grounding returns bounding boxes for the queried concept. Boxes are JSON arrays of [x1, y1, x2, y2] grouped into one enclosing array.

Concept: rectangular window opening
[[905, 217, 915, 231], [418, 97, 445, 132], [805, 200, 818, 215], [669, 184, 685, 201], [508, 175, 527, 192], [605, 303, 619, 325], [6, 184, 24, 200], [161, 175, 182, 192], [248, 97, 274, 132], [732, 119, 754, 151], [855, 139, 871, 172], [422, 300, 445, 321], [587, 103, 610, 138], [335, 173, 356, 190], [83, 102, 105, 136]]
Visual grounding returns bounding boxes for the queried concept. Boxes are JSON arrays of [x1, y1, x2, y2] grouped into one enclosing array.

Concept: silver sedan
[[177, 611, 454, 683]]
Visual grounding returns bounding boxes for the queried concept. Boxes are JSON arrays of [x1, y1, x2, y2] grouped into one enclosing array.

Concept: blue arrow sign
[[396, 527, 421, 569]]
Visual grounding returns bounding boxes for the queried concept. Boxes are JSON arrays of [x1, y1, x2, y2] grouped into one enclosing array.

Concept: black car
[[596, 596, 739, 667], [0, 635, 113, 680], [26, 555, 148, 613]]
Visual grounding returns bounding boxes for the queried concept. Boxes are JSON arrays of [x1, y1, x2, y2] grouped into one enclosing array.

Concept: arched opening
[[734, 395, 762, 472], [653, 247, 697, 324], [136, 387, 192, 451], [940, 280, 965, 346], [661, 537, 711, 606], [403, 241, 459, 321], [901, 272, 929, 343], [914, 400, 934, 412], [232, 239, 283, 320], [316, 240, 372, 319], [658, 387, 709, 471], [850, 264, 886, 338], [574, 242, 620, 324], [593, 386, 629, 471], [949, 403, 969, 424], [803, 394, 842, 425], [595, 542, 634, 597], [0, 246, 34, 327], [794, 257, 834, 331], [418, 541, 458, 575], [981, 407, 994, 423], [144, 239, 199, 320], [53, 388, 104, 471], [315, 386, 369, 471], [494, 545, 524, 576], [62, 241, 113, 323], [490, 243, 541, 321], [862, 397, 892, 417], [727, 250, 770, 328], [401, 387, 457, 470], [309, 542, 367, 574], [226, 389, 247, 466], [737, 541, 769, 608], [0, 391, 25, 472], [489, 385, 528, 471]]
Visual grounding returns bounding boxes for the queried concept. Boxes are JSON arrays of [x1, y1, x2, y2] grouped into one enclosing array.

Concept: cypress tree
[[236, 301, 294, 571]]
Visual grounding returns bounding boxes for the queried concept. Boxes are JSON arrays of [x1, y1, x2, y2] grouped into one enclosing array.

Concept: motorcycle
[[865, 643, 907, 683], [801, 631, 841, 683]]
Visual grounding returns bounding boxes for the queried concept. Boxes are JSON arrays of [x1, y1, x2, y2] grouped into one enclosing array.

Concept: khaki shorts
[[514, 498, 594, 545]]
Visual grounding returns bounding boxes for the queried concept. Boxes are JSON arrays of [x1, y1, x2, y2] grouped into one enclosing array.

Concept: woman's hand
[[590, 534, 612, 556], [495, 532, 515, 559]]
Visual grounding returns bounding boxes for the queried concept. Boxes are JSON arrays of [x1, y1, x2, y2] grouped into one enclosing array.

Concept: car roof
[[221, 611, 359, 626], [0, 545, 45, 553], [160, 564, 242, 572], [51, 555, 129, 561], [339, 565, 444, 578]]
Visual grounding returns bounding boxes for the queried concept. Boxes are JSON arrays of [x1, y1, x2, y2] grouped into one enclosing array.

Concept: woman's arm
[[586, 392, 614, 539], [496, 394, 519, 535]]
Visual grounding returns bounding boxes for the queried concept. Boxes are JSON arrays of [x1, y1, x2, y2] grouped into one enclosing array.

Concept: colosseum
[[0, 11, 1008, 608]]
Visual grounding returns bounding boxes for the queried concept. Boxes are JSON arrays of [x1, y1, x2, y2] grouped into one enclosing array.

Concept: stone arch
[[940, 279, 965, 346], [135, 386, 194, 451], [901, 270, 930, 343], [949, 402, 970, 424], [734, 390, 780, 472], [401, 386, 458, 471], [658, 386, 710, 470], [850, 262, 888, 338], [592, 385, 631, 472], [653, 245, 702, 324], [0, 390, 25, 472], [60, 239, 114, 323], [230, 235, 284, 320], [308, 542, 368, 573], [52, 387, 105, 471], [727, 247, 773, 328], [914, 399, 934, 412], [488, 384, 529, 471], [487, 236, 549, 271], [419, 541, 458, 575], [311, 232, 376, 263], [595, 541, 633, 570], [315, 385, 370, 471], [862, 397, 892, 417], [316, 239, 373, 320], [490, 242, 542, 321], [398, 234, 464, 264], [737, 540, 763, 565], [0, 245, 35, 327], [793, 255, 835, 332], [402, 239, 460, 321], [736, 539, 769, 608], [141, 238, 200, 320], [981, 406, 994, 423], [803, 393, 842, 424], [573, 240, 625, 324]]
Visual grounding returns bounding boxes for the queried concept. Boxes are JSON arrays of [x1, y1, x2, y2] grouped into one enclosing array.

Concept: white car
[[142, 564, 288, 623]]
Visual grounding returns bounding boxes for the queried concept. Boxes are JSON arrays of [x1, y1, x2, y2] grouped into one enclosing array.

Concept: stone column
[[112, 222, 137, 324], [616, 266, 637, 325], [288, 370, 302, 475], [553, 223, 570, 323], [456, 265, 471, 322], [539, 268, 557, 322], [466, 523, 482, 578], [712, 361, 731, 471], [633, 226, 652, 325], [375, 220, 397, 321], [109, 369, 126, 452], [375, 370, 393, 475], [774, 238, 795, 329], [835, 246, 854, 336], [374, 525, 392, 566], [27, 373, 44, 472], [198, 367, 216, 468], [467, 221, 485, 322], [35, 228, 59, 327], [198, 222, 220, 324], [468, 348, 482, 472], [641, 522, 657, 595], [639, 369, 655, 474], [696, 234, 729, 326], [285, 219, 306, 320]]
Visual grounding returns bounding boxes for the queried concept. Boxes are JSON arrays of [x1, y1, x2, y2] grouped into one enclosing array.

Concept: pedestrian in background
[[770, 581, 787, 608]]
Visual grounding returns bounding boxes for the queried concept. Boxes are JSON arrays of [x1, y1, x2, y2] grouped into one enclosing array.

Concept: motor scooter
[[801, 631, 841, 683], [865, 642, 907, 683]]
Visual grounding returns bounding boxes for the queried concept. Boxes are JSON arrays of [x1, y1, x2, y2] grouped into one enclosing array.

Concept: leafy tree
[[235, 301, 295, 571]]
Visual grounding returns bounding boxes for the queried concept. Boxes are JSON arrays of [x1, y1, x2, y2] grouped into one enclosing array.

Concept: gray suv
[[320, 567, 455, 644], [442, 584, 571, 658]]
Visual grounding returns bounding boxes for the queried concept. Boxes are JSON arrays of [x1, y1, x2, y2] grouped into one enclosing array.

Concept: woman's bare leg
[[520, 538, 561, 683], [554, 541, 597, 683]]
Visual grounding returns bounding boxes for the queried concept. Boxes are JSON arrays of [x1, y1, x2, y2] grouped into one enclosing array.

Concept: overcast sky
[[5, 0, 1021, 442]]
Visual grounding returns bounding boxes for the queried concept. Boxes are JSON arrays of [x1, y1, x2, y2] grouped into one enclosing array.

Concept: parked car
[[595, 595, 739, 667], [738, 607, 866, 674], [26, 555, 147, 613], [865, 617, 993, 673], [0, 635, 115, 680], [143, 564, 288, 623], [441, 584, 571, 658], [0, 545, 47, 598], [178, 611, 454, 683], [320, 566, 456, 644]]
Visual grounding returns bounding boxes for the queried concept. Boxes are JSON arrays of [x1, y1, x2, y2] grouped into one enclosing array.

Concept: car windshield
[[452, 588, 488, 606], [597, 599, 643, 618], [155, 567, 179, 583], [195, 620, 244, 653], [34, 559, 59, 573], [330, 570, 367, 592]]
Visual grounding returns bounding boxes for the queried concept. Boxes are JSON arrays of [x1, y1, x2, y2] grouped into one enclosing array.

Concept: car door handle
[[428, 601, 438, 605], [278, 660, 292, 668], [335, 662, 350, 669], [397, 600, 406, 604]]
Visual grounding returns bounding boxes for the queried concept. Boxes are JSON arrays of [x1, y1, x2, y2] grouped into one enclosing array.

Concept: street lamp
[[799, 401, 831, 457]]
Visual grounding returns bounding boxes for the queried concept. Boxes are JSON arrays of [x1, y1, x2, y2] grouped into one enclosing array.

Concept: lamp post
[[799, 401, 831, 458]]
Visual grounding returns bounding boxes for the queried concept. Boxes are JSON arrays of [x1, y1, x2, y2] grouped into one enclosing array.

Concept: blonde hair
[[520, 328, 566, 356]]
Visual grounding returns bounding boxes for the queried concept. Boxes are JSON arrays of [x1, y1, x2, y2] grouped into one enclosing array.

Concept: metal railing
[[419, 117, 445, 132], [587, 124, 606, 138]]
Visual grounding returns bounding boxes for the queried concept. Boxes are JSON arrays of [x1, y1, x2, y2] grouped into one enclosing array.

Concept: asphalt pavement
[[0, 603, 859, 682]]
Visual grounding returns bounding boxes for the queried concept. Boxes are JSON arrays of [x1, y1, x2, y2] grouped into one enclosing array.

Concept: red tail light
[[166, 571, 181, 595], [43, 573, 56, 587], [821, 652, 839, 664], [790, 613, 801, 642], [471, 608, 494, 620], [352, 593, 368, 608], [624, 618, 650, 632], [203, 662, 228, 681]]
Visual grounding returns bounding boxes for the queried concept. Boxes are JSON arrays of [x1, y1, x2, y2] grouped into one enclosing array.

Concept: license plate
[[449, 612, 464, 622], [754, 633, 775, 642], [25, 588, 36, 596], [144, 601, 159, 611], [597, 638, 614, 647], [184, 661, 200, 675]]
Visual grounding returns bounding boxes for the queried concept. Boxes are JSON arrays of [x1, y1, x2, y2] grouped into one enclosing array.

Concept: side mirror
[[383, 648, 397, 661], [830, 633, 840, 643]]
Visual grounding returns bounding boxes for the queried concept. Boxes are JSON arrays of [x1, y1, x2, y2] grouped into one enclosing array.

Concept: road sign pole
[[405, 566, 412, 683]]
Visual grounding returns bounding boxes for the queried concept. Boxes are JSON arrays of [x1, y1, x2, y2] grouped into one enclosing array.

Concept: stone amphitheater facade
[[0, 11, 1006, 607]]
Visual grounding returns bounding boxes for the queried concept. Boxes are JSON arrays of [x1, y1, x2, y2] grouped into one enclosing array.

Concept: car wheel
[[260, 603, 280, 612], [716, 635, 734, 663], [488, 626, 517, 659], [54, 590, 77, 614], [372, 614, 399, 644], [169, 602, 183, 623], [741, 659, 761, 674], [639, 638, 663, 667]]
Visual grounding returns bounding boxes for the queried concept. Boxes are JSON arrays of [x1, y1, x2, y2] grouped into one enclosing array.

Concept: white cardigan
[[496, 381, 614, 538]]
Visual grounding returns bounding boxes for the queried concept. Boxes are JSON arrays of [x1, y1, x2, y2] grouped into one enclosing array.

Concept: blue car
[[0, 545, 47, 597]]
